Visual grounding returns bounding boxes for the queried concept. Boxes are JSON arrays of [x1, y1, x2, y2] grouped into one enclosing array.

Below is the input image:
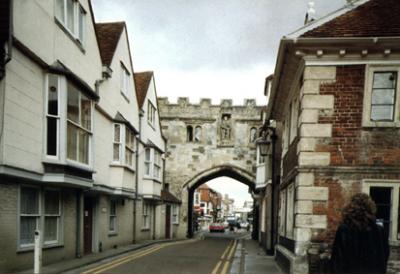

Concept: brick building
[[265, 0, 400, 273]]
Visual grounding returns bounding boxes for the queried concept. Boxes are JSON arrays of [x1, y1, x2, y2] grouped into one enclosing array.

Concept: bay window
[[19, 187, 62, 249], [144, 148, 163, 180], [45, 74, 93, 168], [55, 0, 86, 45], [112, 124, 135, 168]]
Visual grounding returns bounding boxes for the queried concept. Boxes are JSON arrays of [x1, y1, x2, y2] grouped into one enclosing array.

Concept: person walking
[[330, 193, 390, 274]]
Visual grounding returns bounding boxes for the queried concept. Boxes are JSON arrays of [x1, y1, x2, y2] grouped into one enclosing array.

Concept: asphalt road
[[69, 231, 247, 274]]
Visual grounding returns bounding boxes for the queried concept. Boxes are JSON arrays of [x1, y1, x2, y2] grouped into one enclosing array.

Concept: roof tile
[[301, 0, 400, 38], [134, 71, 153, 108], [95, 22, 125, 66]]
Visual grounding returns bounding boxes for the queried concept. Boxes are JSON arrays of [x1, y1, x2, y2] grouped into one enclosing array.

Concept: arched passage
[[185, 165, 256, 238]]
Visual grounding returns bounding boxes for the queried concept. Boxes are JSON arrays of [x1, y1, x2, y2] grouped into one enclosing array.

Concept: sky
[[92, 0, 346, 204], [92, 0, 345, 105]]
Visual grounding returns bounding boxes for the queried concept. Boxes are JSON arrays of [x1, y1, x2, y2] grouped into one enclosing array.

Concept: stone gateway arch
[[158, 97, 264, 238]]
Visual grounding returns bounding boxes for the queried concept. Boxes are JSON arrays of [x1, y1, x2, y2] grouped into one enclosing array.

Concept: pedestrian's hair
[[342, 193, 377, 230]]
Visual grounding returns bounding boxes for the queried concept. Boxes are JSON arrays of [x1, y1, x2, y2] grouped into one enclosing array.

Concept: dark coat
[[330, 223, 390, 274]]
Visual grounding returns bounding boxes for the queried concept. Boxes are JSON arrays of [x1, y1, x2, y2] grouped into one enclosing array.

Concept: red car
[[209, 223, 225, 233]]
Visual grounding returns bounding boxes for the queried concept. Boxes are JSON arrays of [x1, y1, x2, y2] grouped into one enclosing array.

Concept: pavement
[[230, 235, 282, 274], [14, 238, 182, 274]]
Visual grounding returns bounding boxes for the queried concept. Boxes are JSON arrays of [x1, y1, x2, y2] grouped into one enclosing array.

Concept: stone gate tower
[[158, 97, 265, 238]]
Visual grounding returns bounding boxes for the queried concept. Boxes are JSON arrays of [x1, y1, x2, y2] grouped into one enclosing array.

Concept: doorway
[[83, 197, 94, 254], [165, 205, 171, 239]]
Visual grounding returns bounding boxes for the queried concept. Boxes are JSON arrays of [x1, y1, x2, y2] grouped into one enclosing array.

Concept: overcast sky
[[92, 0, 344, 105], [92, 1, 345, 203]]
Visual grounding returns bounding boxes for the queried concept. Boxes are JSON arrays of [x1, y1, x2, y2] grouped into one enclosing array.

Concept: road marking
[[212, 239, 237, 274], [81, 239, 197, 274], [211, 261, 222, 274], [220, 240, 233, 260]]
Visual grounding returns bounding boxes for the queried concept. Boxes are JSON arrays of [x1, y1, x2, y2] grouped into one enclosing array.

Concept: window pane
[[48, 75, 58, 115], [44, 217, 58, 242], [372, 89, 395, 105], [145, 149, 151, 161], [110, 201, 116, 215], [66, 0, 74, 32], [373, 72, 397, 89], [20, 217, 37, 245], [67, 84, 80, 124], [113, 144, 120, 161], [67, 122, 78, 161], [125, 150, 133, 166], [78, 129, 89, 164], [80, 94, 91, 130], [45, 191, 60, 215], [21, 188, 39, 215], [78, 7, 85, 42], [109, 216, 116, 231], [47, 117, 58, 156], [371, 105, 394, 121], [55, 0, 65, 23], [145, 163, 150, 175], [114, 124, 120, 142]]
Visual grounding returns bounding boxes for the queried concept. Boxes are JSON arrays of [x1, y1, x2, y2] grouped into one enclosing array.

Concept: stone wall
[[158, 97, 264, 237]]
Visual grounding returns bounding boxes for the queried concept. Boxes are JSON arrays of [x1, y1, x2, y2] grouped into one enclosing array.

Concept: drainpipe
[[268, 129, 277, 255], [134, 110, 144, 243]]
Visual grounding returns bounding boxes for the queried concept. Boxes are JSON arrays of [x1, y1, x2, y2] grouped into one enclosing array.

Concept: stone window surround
[[362, 65, 400, 128], [18, 185, 63, 251], [362, 179, 400, 243]]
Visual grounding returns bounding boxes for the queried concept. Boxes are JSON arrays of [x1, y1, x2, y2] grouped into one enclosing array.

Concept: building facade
[[265, 0, 400, 273]]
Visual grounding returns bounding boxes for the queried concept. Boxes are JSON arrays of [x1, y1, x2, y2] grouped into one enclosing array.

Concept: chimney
[[304, 1, 316, 25]]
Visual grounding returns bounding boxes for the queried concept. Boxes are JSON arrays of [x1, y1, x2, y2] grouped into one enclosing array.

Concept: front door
[[165, 205, 171, 239], [84, 197, 93, 254]]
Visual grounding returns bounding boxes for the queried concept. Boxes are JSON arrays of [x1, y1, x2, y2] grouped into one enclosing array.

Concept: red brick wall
[[317, 65, 400, 166]]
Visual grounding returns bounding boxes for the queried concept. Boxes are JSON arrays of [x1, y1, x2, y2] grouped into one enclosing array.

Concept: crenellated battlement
[[157, 97, 262, 108]]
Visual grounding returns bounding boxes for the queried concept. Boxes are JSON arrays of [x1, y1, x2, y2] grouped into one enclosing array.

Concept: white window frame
[[153, 150, 162, 180], [109, 199, 117, 234], [362, 179, 400, 242], [285, 183, 295, 239], [55, 0, 86, 46], [279, 189, 287, 236], [120, 63, 130, 99], [142, 202, 150, 229], [113, 124, 122, 163], [362, 65, 400, 127], [43, 189, 62, 245], [125, 128, 135, 168], [45, 74, 61, 159], [144, 148, 152, 177], [66, 83, 93, 167], [18, 186, 63, 250], [172, 205, 179, 224], [147, 101, 156, 127]]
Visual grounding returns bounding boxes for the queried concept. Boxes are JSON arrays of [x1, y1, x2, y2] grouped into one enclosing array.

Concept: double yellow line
[[211, 240, 237, 274], [81, 240, 196, 274]]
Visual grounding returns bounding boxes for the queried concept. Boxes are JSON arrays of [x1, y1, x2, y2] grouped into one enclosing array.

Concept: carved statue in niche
[[220, 114, 232, 140]]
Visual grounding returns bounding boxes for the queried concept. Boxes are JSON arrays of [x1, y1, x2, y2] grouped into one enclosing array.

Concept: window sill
[[362, 120, 400, 128], [17, 243, 64, 253], [141, 228, 150, 231], [120, 91, 130, 103], [108, 232, 118, 237], [110, 163, 136, 173], [54, 17, 85, 54], [173, 223, 179, 226], [143, 176, 162, 183]]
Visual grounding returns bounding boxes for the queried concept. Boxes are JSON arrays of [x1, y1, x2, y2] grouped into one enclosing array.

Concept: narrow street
[[65, 231, 279, 274]]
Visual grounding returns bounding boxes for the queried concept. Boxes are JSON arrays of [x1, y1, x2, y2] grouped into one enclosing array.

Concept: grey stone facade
[[158, 97, 264, 237]]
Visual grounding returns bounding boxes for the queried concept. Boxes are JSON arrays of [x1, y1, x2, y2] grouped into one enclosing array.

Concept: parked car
[[209, 223, 225, 233]]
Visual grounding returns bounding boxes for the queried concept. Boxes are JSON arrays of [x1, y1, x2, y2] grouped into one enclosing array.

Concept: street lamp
[[255, 120, 276, 156]]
